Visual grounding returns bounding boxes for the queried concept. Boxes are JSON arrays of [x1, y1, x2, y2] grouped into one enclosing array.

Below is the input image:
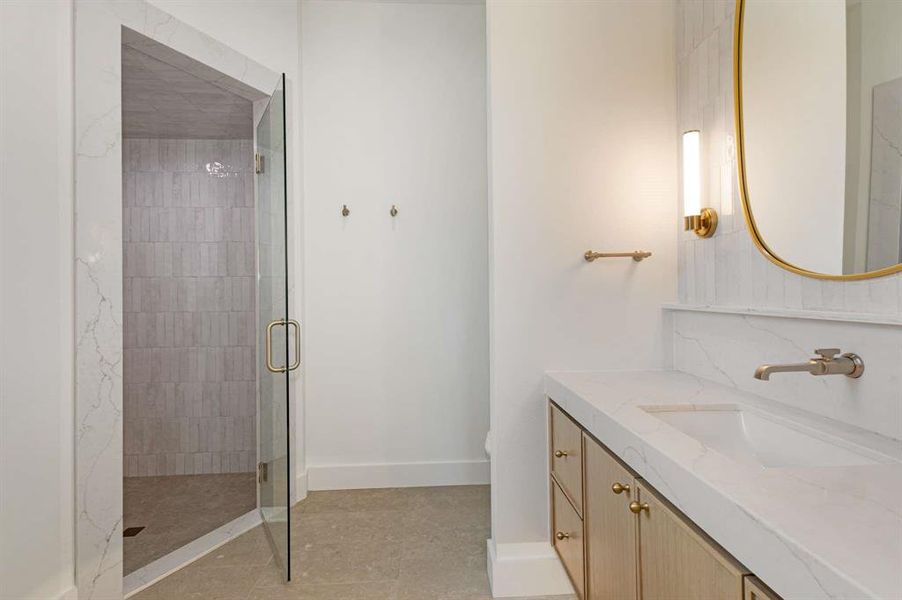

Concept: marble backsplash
[[670, 308, 902, 441]]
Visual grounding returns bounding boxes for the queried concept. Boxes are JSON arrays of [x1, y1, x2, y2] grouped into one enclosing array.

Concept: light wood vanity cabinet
[[744, 576, 780, 600], [636, 481, 748, 599], [550, 403, 583, 514], [584, 434, 638, 599], [552, 480, 586, 598], [548, 400, 783, 600]]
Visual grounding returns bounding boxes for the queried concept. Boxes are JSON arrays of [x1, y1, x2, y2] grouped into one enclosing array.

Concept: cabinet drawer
[[745, 576, 782, 600], [552, 478, 585, 599], [637, 482, 748, 600], [550, 402, 583, 514]]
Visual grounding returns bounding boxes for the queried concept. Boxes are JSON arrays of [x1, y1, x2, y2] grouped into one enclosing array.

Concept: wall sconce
[[682, 130, 717, 238]]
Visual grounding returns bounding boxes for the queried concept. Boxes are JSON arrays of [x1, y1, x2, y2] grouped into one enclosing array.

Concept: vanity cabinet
[[550, 403, 583, 514], [636, 481, 748, 599], [552, 479, 586, 598], [549, 400, 782, 600], [744, 576, 780, 600], [584, 434, 638, 599]]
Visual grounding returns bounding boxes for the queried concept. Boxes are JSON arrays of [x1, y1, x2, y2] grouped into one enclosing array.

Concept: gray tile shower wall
[[123, 138, 256, 476], [676, 0, 902, 313]]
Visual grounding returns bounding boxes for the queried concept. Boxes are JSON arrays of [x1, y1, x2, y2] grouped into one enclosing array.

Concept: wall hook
[[341, 204, 350, 217], [390, 204, 399, 217]]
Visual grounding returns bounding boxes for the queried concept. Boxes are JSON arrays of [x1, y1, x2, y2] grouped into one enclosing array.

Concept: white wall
[[743, 0, 847, 275], [486, 0, 677, 588], [301, 0, 490, 489], [0, 2, 76, 599], [145, 0, 307, 496]]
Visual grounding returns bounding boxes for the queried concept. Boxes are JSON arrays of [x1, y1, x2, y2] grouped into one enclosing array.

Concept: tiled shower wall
[[123, 138, 256, 476], [676, 0, 902, 315]]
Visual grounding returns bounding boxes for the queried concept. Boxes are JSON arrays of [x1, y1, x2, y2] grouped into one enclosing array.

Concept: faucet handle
[[814, 348, 841, 360]]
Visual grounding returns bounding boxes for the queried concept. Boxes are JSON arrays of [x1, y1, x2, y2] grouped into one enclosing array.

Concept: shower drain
[[123, 526, 145, 537]]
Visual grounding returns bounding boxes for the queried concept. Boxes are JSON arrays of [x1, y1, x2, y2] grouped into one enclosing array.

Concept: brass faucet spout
[[753, 362, 816, 381], [753, 350, 864, 381]]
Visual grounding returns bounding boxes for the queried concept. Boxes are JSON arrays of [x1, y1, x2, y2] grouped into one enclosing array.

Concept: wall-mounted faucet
[[754, 348, 864, 381]]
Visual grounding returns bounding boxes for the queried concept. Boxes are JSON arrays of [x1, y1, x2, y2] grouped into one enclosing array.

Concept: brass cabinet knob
[[629, 501, 649, 514], [553, 450, 568, 458], [555, 531, 570, 541], [611, 482, 630, 495]]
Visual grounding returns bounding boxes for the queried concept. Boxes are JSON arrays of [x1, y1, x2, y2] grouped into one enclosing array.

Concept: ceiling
[[122, 45, 253, 140]]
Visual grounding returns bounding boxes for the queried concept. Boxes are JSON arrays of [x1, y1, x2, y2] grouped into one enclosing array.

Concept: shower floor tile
[[131, 485, 578, 600], [124, 472, 256, 575]]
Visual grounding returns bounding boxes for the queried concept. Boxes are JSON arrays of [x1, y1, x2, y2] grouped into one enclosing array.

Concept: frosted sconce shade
[[682, 130, 717, 238], [682, 130, 701, 217]]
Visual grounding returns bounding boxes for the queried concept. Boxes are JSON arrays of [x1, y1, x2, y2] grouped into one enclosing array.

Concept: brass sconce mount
[[684, 207, 718, 238]]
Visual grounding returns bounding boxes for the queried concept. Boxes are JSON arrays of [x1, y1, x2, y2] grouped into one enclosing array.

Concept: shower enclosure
[[120, 35, 293, 583]]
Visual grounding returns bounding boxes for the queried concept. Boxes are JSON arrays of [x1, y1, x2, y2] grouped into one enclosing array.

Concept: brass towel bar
[[584, 250, 652, 262]]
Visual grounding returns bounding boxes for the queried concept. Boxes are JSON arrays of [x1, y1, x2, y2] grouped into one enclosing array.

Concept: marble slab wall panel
[[675, 0, 902, 313], [867, 76, 902, 270], [672, 309, 902, 440], [75, 1, 279, 597], [122, 138, 256, 477]]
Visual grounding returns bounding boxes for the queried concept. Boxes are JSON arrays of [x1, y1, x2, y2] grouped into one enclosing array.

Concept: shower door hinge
[[255, 152, 265, 174], [257, 461, 268, 484]]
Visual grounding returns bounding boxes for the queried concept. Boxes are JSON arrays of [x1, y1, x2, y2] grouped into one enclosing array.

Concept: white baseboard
[[486, 539, 574, 598], [293, 469, 308, 505], [307, 459, 490, 491], [123, 509, 261, 598]]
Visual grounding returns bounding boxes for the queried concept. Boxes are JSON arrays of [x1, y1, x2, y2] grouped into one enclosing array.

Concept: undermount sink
[[642, 404, 890, 469]]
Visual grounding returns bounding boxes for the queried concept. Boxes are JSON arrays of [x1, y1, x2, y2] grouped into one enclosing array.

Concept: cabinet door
[[552, 479, 586, 598], [637, 483, 747, 600], [550, 402, 583, 514], [583, 434, 638, 600]]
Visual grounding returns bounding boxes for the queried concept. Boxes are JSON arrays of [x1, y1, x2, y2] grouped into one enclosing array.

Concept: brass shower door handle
[[265, 319, 302, 373], [286, 319, 301, 371]]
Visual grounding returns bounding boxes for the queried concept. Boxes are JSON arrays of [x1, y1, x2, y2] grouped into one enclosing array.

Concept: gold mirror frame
[[733, 0, 902, 281]]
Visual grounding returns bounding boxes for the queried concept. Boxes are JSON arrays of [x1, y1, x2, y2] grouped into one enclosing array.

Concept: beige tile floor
[[132, 485, 576, 600], [124, 473, 257, 574]]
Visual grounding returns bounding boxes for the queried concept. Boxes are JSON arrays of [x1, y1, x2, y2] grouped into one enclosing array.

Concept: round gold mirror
[[735, 0, 902, 280]]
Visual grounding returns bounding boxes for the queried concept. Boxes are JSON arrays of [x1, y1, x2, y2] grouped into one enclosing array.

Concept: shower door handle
[[265, 319, 302, 373], [265, 320, 286, 373], [286, 319, 301, 372]]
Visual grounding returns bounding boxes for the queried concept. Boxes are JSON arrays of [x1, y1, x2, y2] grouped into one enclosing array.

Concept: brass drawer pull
[[611, 482, 630, 495], [629, 501, 649, 514], [555, 531, 570, 541], [553, 450, 568, 458]]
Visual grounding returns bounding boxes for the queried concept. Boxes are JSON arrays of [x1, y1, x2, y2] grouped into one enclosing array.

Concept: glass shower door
[[256, 74, 294, 582]]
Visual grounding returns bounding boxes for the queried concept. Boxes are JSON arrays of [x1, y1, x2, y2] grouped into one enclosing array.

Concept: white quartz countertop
[[545, 370, 902, 599]]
